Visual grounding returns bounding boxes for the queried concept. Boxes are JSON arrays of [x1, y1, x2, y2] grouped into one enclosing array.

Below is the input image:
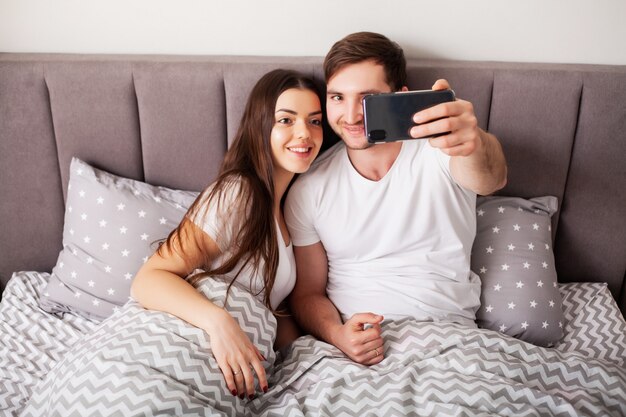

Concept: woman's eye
[[310, 119, 322, 126], [330, 95, 342, 102], [277, 118, 291, 124]]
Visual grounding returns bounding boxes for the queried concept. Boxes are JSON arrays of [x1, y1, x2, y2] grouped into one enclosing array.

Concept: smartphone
[[363, 89, 456, 143]]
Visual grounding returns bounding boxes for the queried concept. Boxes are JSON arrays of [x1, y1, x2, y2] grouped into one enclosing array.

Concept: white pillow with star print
[[39, 158, 198, 321], [471, 195, 565, 347]]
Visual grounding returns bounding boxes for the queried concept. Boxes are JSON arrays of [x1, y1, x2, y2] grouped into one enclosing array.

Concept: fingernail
[[263, 386, 268, 393], [248, 394, 255, 400], [239, 394, 245, 400], [231, 389, 237, 396]]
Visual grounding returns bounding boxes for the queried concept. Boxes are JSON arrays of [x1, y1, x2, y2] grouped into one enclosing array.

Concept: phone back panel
[[363, 90, 455, 143]]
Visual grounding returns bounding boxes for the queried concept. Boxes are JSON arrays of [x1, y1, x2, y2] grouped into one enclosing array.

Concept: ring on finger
[[233, 369, 241, 376], [374, 348, 380, 356]]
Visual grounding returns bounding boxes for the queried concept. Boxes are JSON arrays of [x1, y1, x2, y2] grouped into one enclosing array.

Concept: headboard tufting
[[1, 53, 625, 315]]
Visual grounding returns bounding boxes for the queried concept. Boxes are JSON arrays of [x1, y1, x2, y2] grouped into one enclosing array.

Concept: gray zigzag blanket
[[253, 322, 626, 416], [21, 278, 626, 417], [21, 279, 277, 417]]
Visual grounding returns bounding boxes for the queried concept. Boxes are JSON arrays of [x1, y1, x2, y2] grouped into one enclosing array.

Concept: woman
[[131, 69, 323, 400]]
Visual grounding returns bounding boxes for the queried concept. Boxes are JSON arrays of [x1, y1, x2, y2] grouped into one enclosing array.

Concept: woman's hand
[[206, 308, 268, 399]]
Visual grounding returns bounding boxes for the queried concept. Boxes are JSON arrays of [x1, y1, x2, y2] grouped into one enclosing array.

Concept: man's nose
[[345, 99, 363, 124]]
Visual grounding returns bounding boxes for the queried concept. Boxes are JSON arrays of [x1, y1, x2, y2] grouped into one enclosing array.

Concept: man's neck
[[346, 141, 402, 181]]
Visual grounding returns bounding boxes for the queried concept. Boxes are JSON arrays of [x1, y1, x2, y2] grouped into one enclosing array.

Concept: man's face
[[326, 60, 393, 150]]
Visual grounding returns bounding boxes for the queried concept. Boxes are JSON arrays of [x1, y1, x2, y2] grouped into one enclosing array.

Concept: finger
[[431, 78, 450, 91], [430, 135, 475, 157], [361, 326, 383, 344], [234, 368, 247, 399], [410, 115, 458, 140], [363, 350, 385, 366], [428, 132, 459, 150], [415, 98, 474, 125], [231, 363, 246, 400], [357, 334, 384, 355], [250, 357, 269, 394], [346, 330, 383, 359], [348, 312, 384, 329], [370, 345, 384, 358], [413, 100, 463, 125], [368, 322, 383, 333], [361, 336, 384, 352], [230, 364, 246, 399], [218, 363, 238, 396], [430, 129, 478, 155], [358, 345, 385, 365], [255, 347, 266, 362], [358, 345, 383, 362], [240, 361, 256, 399], [445, 141, 477, 157]]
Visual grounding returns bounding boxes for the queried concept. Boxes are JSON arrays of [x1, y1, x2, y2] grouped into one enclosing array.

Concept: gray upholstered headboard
[[1, 53, 625, 315]]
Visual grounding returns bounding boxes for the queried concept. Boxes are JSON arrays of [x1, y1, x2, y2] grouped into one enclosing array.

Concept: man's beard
[[344, 140, 374, 151], [335, 125, 373, 151]]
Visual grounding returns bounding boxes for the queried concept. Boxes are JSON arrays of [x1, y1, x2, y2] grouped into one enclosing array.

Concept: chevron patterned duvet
[[1, 273, 625, 417]]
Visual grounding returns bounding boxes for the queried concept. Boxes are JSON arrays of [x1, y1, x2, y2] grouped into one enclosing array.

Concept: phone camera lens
[[369, 130, 386, 141]]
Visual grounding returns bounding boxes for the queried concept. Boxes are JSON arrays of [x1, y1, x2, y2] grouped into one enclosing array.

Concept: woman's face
[[270, 88, 323, 176]]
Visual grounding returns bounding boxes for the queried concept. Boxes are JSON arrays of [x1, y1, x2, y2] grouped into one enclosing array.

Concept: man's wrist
[[476, 128, 489, 155], [325, 321, 345, 347]]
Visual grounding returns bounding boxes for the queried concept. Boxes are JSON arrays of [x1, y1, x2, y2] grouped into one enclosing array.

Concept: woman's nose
[[294, 120, 310, 139]]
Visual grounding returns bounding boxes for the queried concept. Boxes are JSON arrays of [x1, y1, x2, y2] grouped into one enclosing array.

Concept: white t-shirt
[[285, 140, 480, 325], [192, 177, 295, 310]]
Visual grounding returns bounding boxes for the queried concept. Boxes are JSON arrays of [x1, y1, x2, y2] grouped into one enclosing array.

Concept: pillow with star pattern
[[471, 195, 565, 347], [39, 158, 198, 321]]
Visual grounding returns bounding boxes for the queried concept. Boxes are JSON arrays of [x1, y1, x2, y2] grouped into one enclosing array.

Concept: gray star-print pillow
[[471, 196, 565, 347], [39, 158, 198, 321]]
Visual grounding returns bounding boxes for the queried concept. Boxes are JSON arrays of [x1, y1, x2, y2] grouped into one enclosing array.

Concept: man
[[284, 32, 507, 365]]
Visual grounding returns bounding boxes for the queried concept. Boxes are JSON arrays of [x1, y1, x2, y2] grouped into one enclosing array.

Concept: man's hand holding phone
[[411, 79, 483, 157]]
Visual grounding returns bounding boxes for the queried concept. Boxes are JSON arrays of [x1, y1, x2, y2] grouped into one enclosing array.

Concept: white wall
[[1, 0, 625, 65]]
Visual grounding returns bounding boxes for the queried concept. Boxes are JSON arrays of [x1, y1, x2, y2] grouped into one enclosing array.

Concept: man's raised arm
[[410, 79, 507, 195]]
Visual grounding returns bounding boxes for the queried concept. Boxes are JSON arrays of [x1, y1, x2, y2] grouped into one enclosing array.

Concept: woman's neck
[[273, 168, 294, 214]]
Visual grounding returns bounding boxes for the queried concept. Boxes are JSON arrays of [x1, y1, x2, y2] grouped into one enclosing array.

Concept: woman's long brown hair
[[158, 69, 322, 312]]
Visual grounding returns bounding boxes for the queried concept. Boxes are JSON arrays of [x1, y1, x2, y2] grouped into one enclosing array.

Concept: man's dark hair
[[324, 32, 407, 91]]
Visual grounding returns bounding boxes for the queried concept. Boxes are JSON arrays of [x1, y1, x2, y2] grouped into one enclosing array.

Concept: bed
[[1, 54, 625, 416]]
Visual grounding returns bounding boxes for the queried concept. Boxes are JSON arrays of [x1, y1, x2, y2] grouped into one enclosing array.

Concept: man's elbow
[[492, 165, 508, 193], [488, 172, 508, 195], [474, 169, 507, 196], [495, 172, 508, 192]]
